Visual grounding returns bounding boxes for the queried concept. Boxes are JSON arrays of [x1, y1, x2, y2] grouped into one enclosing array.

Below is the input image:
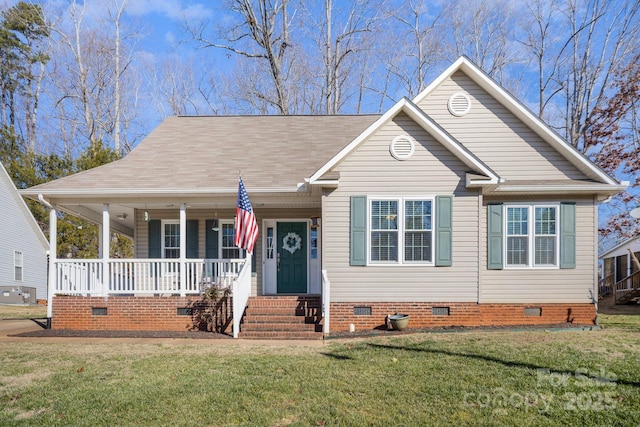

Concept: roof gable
[[0, 162, 49, 249], [412, 56, 619, 186], [308, 97, 499, 185]]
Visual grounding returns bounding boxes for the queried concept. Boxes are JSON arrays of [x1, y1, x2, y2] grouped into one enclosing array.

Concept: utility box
[[0, 286, 37, 304]]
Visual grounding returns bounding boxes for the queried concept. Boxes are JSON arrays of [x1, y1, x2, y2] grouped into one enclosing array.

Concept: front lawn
[[1, 314, 638, 426], [0, 304, 46, 320]]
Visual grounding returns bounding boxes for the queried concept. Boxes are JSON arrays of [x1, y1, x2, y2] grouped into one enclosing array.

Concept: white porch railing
[[232, 253, 252, 338], [54, 258, 245, 296]]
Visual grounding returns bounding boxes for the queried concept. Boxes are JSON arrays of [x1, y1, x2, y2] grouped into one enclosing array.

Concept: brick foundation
[[51, 295, 232, 332], [51, 296, 597, 335], [329, 302, 597, 332]]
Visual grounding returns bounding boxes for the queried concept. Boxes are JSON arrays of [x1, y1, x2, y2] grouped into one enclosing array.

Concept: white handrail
[[232, 253, 252, 338], [322, 269, 330, 334]]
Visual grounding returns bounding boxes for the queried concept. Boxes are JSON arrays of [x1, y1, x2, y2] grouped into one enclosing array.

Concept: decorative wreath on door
[[282, 232, 302, 254]]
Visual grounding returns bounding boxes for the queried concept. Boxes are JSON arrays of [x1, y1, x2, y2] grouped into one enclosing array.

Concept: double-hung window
[[14, 251, 23, 281], [221, 222, 245, 259], [370, 198, 434, 264], [505, 205, 558, 268], [162, 220, 180, 275], [163, 221, 180, 259]]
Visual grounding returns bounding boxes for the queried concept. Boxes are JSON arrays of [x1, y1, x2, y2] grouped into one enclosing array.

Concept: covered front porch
[[36, 192, 328, 338]]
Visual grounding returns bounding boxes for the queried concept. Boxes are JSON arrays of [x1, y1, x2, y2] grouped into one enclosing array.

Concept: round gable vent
[[448, 92, 471, 116], [390, 135, 415, 160]]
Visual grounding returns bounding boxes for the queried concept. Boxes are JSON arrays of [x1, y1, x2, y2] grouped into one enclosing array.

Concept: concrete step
[[239, 330, 323, 340], [243, 315, 316, 324]]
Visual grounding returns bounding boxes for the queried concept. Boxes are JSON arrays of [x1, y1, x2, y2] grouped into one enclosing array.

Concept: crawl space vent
[[432, 307, 450, 316], [448, 92, 471, 116], [353, 306, 372, 316], [389, 135, 415, 160], [92, 307, 108, 316], [524, 307, 542, 316]]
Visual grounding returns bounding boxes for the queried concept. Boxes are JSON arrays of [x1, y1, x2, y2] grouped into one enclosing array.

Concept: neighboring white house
[[0, 161, 49, 303], [599, 235, 640, 303]]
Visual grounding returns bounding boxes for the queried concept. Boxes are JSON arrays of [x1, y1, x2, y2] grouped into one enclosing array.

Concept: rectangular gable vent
[[92, 307, 108, 316], [177, 307, 193, 316], [432, 307, 450, 316], [353, 306, 372, 316], [525, 307, 542, 316]]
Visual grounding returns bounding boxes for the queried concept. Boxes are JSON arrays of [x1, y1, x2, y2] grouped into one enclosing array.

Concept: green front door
[[277, 222, 307, 293]]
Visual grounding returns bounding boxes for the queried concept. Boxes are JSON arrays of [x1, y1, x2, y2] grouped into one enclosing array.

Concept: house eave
[[483, 182, 627, 199], [305, 178, 340, 188], [21, 186, 305, 200]]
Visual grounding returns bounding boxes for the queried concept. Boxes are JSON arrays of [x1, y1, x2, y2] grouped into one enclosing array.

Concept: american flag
[[234, 177, 259, 254]]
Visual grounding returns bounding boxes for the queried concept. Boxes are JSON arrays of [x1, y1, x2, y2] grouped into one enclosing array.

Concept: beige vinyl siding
[[324, 112, 480, 303], [480, 196, 597, 303], [419, 71, 588, 181], [135, 205, 321, 296]]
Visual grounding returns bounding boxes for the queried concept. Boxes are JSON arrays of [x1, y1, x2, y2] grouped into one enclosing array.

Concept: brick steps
[[239, 296, 323, 340]]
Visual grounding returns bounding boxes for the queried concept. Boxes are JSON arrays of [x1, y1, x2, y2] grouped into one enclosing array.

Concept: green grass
[[1, 315, 639, 426]]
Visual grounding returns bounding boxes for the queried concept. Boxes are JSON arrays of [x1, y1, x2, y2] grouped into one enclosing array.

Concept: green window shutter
[[435, 196, 452, 266], [187, 220, 199, 258], [487, 204, 503, 270], [560, 202, 576, 269], [205, 220, 219, 259], [350, 196, 367, 266], [148, 220, 161, 258]]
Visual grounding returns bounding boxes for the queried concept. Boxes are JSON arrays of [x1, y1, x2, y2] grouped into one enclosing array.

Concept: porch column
[[47, 206, 57, 321], [101, 204, 110, 296], [179, 203, 186, 297]]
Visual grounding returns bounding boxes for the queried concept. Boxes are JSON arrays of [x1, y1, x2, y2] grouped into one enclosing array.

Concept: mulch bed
[[11, 329, 233, 339], [9, 322, 599, 340]]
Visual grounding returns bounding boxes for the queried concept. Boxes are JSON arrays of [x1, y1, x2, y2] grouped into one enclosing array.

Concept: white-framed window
[[162, 220, 180, 259], [369, 197, 434, 264], [14, 251, 23, 281], [505, 204, 558, 268], [221, 221, 245, 259]]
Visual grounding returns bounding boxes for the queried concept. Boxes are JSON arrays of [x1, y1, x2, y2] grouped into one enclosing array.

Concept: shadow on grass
[[361, 343, 640, 389], [320, 352, 353, 360]]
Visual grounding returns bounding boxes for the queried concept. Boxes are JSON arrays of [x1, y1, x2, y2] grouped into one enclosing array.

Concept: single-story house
[[599, 236, 640, 304], [21, 56, 626, 338], [0, 161, 49, 304]]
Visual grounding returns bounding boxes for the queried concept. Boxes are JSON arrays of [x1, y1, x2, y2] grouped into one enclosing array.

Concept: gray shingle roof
[[26, 115, 380, 194]]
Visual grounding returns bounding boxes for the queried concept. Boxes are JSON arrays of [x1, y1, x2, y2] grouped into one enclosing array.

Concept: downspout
[[38, 194, 55, 329]]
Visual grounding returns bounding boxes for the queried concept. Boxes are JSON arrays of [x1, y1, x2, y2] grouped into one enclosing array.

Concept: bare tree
[[441, 0, 521, 82], [189, 0, 294, 114], [318, 0, 382, 114], [384, 0, 442, 99], [45, 0, 140, 155], [108, 0, 127, 154], [584, 56, 640, 240], [561, 0, 640, 150]]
